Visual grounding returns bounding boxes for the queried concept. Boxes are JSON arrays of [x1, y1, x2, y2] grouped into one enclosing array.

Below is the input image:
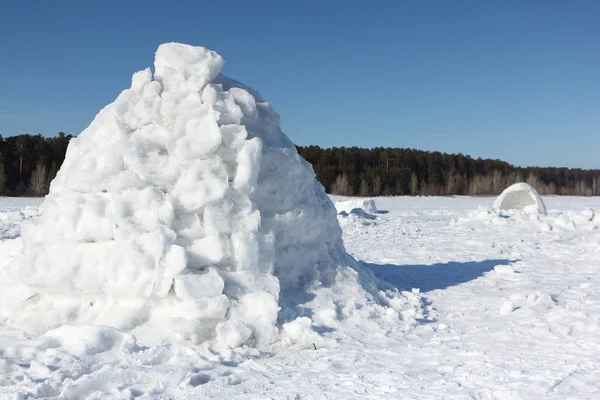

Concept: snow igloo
[[493, 182, 547, 215], [0, 43, 415, 348]]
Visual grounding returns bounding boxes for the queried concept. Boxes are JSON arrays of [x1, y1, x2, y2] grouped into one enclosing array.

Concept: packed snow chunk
[[2, 42, 403, 348], [186, 234, 230, 268], [19, 241, 158, 297], [171, 157, 229, 211], [499, 301, 515, 315], [494, 264, 515, 275], [0, 239, 35, 306], [40, 325, 136, 357], [230, 292, 280, 345], [233, 138, 262, 193], [215, 319, 253, 348], [280, 317, 332, 348], [335, 199, 378, 214], [174, 268, 225, 300], [154, 42, 224, 93], [493, 183, 547, 215]]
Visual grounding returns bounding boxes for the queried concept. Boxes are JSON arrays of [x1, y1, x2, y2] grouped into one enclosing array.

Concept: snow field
[[1, 196, 600, 398], [334, 196, 600, 399]]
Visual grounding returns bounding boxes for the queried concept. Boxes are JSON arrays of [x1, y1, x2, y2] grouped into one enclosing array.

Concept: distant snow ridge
[[494, 182, 547, 215], [2, 43, 418, 347]]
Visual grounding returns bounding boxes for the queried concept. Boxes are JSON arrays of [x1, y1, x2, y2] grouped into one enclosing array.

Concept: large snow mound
[[493, 183, 547, 215], [0, 43, 418, 348]]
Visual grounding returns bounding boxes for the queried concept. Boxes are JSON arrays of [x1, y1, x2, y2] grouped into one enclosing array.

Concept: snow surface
[[493, 182, 547, 215], [2, 195, 600, 398]]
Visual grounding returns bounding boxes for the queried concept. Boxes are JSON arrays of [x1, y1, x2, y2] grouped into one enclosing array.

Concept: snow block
[[174, 268, 225, 300], [335, 199, 378, 214]]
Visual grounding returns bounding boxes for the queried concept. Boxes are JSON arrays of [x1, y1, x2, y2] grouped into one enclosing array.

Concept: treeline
[[0, 133, 72, 196], [296, 146, 600, 197], [1, 134, 599, 197]]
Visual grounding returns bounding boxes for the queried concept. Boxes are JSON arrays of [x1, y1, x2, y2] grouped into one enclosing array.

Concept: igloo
[[493, 182, 547, 215], [0, 43, 414, 347]]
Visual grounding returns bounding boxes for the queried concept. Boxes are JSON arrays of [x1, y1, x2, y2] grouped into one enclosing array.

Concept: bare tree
[[410, 172, 419, 196], [359, 178, 370, 197], [491, 169, 504, 194], [372, 175, 382, 196], [469, 175, 492, 196], [446, 172, 456, 195], [420, 179, 430, 196], [331, 174, 352, 196], [526, 172, 539, 190], [30, 161, 48, 197], [575, 179, 590, 196]]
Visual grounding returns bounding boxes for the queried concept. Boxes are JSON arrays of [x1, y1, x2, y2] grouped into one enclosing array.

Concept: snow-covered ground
[[1, 195, 599, 399]]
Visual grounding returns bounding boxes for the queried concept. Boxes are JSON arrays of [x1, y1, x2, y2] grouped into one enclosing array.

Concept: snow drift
[[493, 183, 547, 215], [0, 43, 417, 348]]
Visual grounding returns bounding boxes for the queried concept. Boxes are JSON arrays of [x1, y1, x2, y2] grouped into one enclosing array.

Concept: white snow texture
[[494, 182, 547, 215], [1, 43, 404, 348]]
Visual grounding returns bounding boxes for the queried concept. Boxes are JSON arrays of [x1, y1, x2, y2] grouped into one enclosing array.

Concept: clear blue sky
[[1, 0, 598, 168]]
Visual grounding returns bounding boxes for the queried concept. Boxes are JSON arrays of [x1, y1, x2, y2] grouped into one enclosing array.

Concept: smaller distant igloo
[[493, 183, 547, 215]]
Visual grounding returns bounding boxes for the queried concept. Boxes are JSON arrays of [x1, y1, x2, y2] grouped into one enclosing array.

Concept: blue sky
[[1, 0, 598, 168]]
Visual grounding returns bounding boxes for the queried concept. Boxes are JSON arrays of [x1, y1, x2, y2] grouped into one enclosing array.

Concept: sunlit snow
[[2, 195, 600, 398], [1, 42, 599, 399]]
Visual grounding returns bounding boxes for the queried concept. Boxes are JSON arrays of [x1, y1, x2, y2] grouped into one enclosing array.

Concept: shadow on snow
[[359, 258, 517, 293]]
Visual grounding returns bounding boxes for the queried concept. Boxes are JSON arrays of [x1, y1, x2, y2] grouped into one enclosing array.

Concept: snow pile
[[546, 208, 600, 231], [0, 43, 417, 348], [493, 183, 547, 215], [335, 198, 378, 214]]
